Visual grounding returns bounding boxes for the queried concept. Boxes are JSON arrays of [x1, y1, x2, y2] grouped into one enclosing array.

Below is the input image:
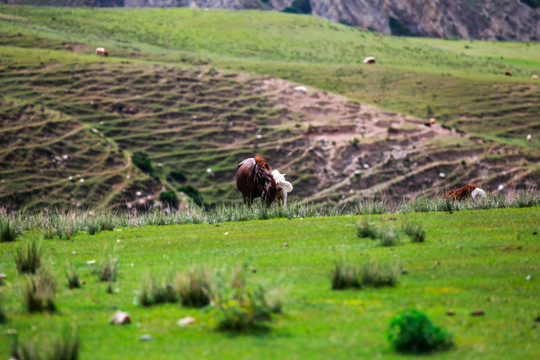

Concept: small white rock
[[177, 316, 196, 326], [87, 259, 96, 265], [68, 176, 73, 181], [256, 134, 262, 139], [363, 164, 369, 169], [294, 85, 307, 94], [140, 334, 152, 341], [79, 178, 85, 183], [72, 251, 77, 255], [498, 184, 504, 191], [158, 163, 162, 168], [92, 128, 99, 133], [126, 175, 131, 179], [136, 191, 142, 196], [224, 232, 229, 236], [439, 172, 446, 178], [526, 275, 532, 281], [62, 155, 68, 160]]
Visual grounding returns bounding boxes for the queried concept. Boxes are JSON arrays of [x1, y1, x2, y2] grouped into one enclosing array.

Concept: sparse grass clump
[[331, 259, 361, 290], [0, 299, 6, 324], [402, 221, 426, 242], [356, 219, 379, 239], [1, 217, 21, 242], [65, 264, 81, 289], [213, 265, 279, 331], [98, 254, 118, 282], [22, 269, 56, 313], [175, 268, 213, 307], [388, 309, 454, 353], [378, 227, 401, 247], [332, 258, 400, 290], [138, 275, 177, 307], [11, 327, 79, 360], [14, 239, 42, 274]]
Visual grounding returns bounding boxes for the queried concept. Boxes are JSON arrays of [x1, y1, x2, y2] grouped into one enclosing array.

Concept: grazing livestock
[[271, 169, 293, 208], [443, 184, 486, 200], [532, 75, 538, 80], [363, 56, 376, 64], [527, 134, 532, 142], [294, 86, 307, 94], [504, 71, 512, 76], [236, 155, 277, 206], [95, 47, 109, 56]]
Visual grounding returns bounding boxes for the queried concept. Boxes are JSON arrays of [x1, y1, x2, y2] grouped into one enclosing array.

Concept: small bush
[[402, 221, 426, 243], [98, 254, 118, 282], [23, 269, 56, 313], [11, 327, 79, 360], [65, 264, 81, 289], [159, 191, 178, 209], [388, 309, 454, 353], [14, 240, 42, 274], [331, 260, 362, 290], [138, 275, 177, 307], [356, 219, 379, 239], [132, 152, 153, 174], [169, 170, 187, 182], [179, 185, 207, 209], [1, 217, 21, 242], [175, 268, 213, 307]]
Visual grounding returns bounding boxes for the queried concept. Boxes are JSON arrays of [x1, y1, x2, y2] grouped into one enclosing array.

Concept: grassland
[[0, 5, 539, 210], [0, 207, 539, 359]]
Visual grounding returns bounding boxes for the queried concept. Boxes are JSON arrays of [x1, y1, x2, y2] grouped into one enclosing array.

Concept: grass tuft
[[332, 258, 400, 290], [388, 309, 454, 353], [356, 219, 379, 239], [65, 264, 81, 289], [14, 239, 42, 274], [11, 327, 79, 360], [378, 227, 401, 247], [175, 267, 213, 308], [1, 217, 21, 242], [213, 265, 279, 331], [138, 275, 177, 307], [98, 254, 118, 282], [402, 221, 426, 243], [22, 268, 56, 313]]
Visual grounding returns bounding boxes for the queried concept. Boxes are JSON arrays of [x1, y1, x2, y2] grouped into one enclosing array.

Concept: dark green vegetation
[[0, 6, 539, 209], [388, 309, 454, 353], [0, 207, 538, 358]]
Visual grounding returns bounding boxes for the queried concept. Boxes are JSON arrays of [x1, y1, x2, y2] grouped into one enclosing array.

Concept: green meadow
[[1, 207, 539, 359]]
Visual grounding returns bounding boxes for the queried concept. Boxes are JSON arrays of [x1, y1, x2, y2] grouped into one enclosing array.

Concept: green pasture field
[[1, 5, 539, 145], [0, 207, 539, 359]]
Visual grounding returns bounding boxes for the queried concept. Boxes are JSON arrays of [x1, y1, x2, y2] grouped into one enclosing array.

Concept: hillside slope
[[0, 6, 539, 210]]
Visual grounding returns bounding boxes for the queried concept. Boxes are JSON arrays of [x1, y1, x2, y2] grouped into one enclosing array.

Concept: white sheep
[[471, 188, 486, 200], [271, 169, 293, 209]]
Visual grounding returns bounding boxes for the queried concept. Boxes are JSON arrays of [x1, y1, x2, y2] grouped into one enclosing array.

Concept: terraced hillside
[[0, 6, 539, 209]]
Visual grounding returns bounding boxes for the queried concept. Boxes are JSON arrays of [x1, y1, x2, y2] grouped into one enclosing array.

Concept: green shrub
[[132, 152, 153, 174], [179, 185, 207, 209], [22, 269, 56, 313], [14, 239, 42, 274], [402, 221, 426, 243], [169, 170, 187, 182], [65, 264, 81, 289], [1, 217, 21, 242], [159, 191, 178, 209], [98, 254, 118, 282], [175, 268, 213, 308], [388, 309, 454, 353], [389, 17, 414, 36]]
